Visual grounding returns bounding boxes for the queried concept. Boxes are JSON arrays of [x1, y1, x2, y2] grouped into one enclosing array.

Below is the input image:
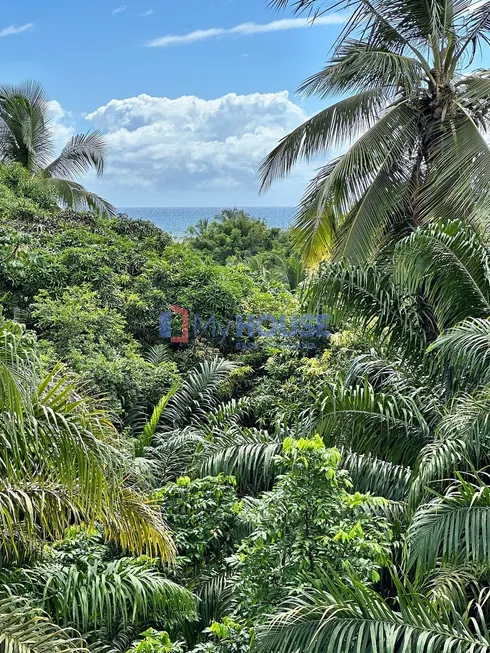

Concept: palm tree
[[129, 357, 240, 486], [246, 219, 490, 652], [248, 252, 306, 291], [0, 316, 176, 562], [260, 0, 490, 264], [0, 316, 183, 653], [194, 220, 490, 497], [187, 218, 210, 237], [0, 81, 115, 216], [24, 557, 195, 640]]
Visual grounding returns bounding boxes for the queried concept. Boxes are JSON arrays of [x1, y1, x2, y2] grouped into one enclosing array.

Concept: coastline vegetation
[[1, 0, 490, 651]]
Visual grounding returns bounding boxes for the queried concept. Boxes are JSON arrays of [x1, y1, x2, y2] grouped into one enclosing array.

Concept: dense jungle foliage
[[3, 154, 490, 653], [4, 0, 490, 649]]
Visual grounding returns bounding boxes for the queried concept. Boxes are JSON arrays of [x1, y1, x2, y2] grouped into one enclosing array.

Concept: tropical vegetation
[[3, 1, 490, 649], [0, 82, 114, 216], [3, 155, 490, 651], [261, 0, 490, 263]]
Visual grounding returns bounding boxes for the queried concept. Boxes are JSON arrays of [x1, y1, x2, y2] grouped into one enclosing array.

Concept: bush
[[187, 209, 291, 265]]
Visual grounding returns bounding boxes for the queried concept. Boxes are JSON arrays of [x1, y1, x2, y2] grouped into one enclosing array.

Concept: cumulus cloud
[[146, 15, 346, 47], [0, 23, 34, 37], [47, 100, 76, 156], [112, 5, 126, 15], [84, 91, 312, 201]]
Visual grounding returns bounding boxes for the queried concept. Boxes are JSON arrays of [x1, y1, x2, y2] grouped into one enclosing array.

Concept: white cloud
[[0, 23, 34, 37], [84, 91, 313, 202], [47, 100, 76, 156], [112, 5, 126, 15], [146, 15, 346, 47], [141, 9, 154, 16]]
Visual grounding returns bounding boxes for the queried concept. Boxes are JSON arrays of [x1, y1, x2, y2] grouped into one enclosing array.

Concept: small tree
[[234, 435, 392, 614]]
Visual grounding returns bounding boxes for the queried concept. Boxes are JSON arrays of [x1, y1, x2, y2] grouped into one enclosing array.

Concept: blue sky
[[0, 0, 342, 108], [0, 0, 442, 208], [0, 0, 348, 206]]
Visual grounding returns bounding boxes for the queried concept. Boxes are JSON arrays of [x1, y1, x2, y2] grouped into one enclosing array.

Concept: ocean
[[118, 206, 295, 235]]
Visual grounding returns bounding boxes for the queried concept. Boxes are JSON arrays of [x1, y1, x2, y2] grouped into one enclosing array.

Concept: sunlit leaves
[[0, 596, 86, 653], [0, 83, 113, 216], [262, 0, 490, 262]]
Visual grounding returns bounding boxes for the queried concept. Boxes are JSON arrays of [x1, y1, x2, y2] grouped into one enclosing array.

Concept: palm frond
[[25, 559, 195, 634], [457, 72, 490, 122], [314, 382, 429, 465], [299, 41, 423, 98], [184, 570, 235, 643], [290, 101, 419, 264], [144, 344, 172, 366], [455, 2, 490, 66], [345, 351, 441, 411], [428, 318, 490, 388], [0, 480, 80, 560], [260, 88, 388, 190], [289, 160, 339, 264], [394, 220, 490, 330], [306, 262, 428, 358], [0, 81, 53, 173], [407, 476, 490, 576], [199, 433, 282, 494], [203, 397, 253, 431], [420, 562, 483, 611], [163, 357, 237, 428], [331, 156, 413, 263], [43, 131, 107, 179], [43, 178, 116, 217], [149, 426, 205, 482], [102, 486, 175, 560], [418, 114, 490, 226], [410, 389, 490, 507], [0, 595, 86, 653], [135, 382, 180, 455], [341, 450, 412, 501], [0, 331, 175, 562], [256, 573, 490, 653]]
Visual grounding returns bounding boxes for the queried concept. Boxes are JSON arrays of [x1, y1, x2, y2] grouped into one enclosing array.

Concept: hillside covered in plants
[[2, 151, 490, 653], [4, 0, 490, 650]]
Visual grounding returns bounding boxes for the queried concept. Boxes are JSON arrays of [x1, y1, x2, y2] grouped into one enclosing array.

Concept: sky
[[0, 0, 351, 206]]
